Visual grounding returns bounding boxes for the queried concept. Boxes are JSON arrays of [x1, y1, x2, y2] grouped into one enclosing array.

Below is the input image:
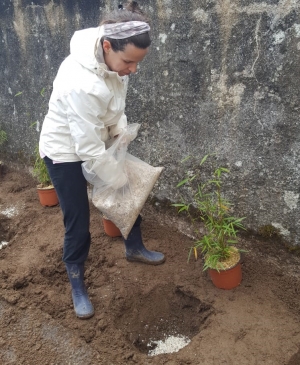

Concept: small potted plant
[[173, 154, 246, 290], [33, 145, 59, 207]]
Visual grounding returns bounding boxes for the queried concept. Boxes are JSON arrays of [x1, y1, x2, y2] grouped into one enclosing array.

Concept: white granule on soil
[[148, 335, 191, 356], [1, 205, 19, 217], [0, 241, 9, 250]]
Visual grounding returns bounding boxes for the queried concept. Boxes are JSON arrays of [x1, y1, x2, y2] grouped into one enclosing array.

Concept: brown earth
[[0, 164, 300, 365]]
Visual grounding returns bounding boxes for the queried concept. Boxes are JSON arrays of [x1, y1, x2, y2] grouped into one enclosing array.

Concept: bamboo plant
[[173, 154, 246, 271], [32, 145, 52, 188], [0, 130, 7, 146]]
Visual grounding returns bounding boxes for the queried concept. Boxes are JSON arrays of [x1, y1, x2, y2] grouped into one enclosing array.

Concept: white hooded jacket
[[39, 27, 129, 185]]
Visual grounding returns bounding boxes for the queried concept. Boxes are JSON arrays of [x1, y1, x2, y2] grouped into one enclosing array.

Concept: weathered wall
[[1, 0, 300, 244]]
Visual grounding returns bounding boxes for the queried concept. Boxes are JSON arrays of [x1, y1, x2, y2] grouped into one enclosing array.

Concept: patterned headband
[[99, 21, 150, 40]]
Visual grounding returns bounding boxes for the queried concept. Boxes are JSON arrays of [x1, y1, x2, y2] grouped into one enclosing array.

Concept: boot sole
[[75, 310, 95, 319], [126, 256, 166, 266]]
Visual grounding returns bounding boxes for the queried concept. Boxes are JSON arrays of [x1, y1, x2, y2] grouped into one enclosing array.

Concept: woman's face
[[103, 40, 149, 76]]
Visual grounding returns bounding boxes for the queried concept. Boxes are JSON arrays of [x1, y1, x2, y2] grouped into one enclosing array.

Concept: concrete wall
[[1, 0, 300, 245]]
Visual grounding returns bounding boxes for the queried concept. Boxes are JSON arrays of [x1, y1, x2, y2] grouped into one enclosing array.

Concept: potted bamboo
[[33, 146, 59, 207], [173, 154, 246, 290]]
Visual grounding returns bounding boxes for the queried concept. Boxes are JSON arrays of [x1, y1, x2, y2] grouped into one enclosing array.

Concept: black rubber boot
[[65, 263, 94, 319], [124, 215, 165, 265]]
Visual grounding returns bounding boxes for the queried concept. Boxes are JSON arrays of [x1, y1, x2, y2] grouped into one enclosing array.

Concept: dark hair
[[100, 1, 151, 52]]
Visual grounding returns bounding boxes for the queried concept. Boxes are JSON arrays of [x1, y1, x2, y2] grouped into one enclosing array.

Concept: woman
[[39, 1, 165, 320]]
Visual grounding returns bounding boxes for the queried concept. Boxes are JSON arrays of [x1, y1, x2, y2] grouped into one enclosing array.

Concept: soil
[[0, 165, 300, 365]]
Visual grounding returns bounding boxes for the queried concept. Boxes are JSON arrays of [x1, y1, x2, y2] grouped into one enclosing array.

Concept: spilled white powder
[[148, 335, 191, 356], [0, 241, 9, 250], [1, 205, 19, 217]]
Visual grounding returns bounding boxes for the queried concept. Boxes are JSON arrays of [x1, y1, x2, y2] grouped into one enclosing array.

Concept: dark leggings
[[44, 156, 91, 264]]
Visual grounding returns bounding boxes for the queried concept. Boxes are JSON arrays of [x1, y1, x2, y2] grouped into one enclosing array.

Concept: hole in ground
[[114, 284, 213, 355]]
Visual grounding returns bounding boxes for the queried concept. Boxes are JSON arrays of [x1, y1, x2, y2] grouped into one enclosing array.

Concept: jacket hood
[[70, 27, 106, 74]]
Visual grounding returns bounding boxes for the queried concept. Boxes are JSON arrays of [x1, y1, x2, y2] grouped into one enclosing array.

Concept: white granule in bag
[[92, 155, 163, 239]]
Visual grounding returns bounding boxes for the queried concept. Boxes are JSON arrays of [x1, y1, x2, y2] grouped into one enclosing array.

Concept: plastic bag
[[82, 124, 140, 189], [82, 124, 163, 239]]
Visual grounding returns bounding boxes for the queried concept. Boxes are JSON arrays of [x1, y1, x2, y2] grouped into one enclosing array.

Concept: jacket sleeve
[[108, 113, 127, 138], [65, 88, 127, 186]]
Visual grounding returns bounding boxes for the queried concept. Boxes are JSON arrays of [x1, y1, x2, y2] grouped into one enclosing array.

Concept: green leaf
[[30, 121, 38, 128], [208, 180, 220, 185], [178, 206, 189, 213], [177, 178, 189, 187], [200, 154, 209, 165], [14, 91, 23, 97], [180, 155, 192, 163]]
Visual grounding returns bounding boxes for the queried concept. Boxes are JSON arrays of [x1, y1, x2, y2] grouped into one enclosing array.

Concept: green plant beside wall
[[0, 129, 7, 146], [172, 154, 246, 272], [0, 129, 8, 177], [33, 145, 52, 188]]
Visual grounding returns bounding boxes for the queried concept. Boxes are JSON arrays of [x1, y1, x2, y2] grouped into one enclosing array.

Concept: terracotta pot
[[102, 217, 122, 237], [208, 262, 242, 290], [37, 187, 59, 207]]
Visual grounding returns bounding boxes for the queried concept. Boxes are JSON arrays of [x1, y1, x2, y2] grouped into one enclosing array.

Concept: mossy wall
[[1, 0, 300, 244]]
